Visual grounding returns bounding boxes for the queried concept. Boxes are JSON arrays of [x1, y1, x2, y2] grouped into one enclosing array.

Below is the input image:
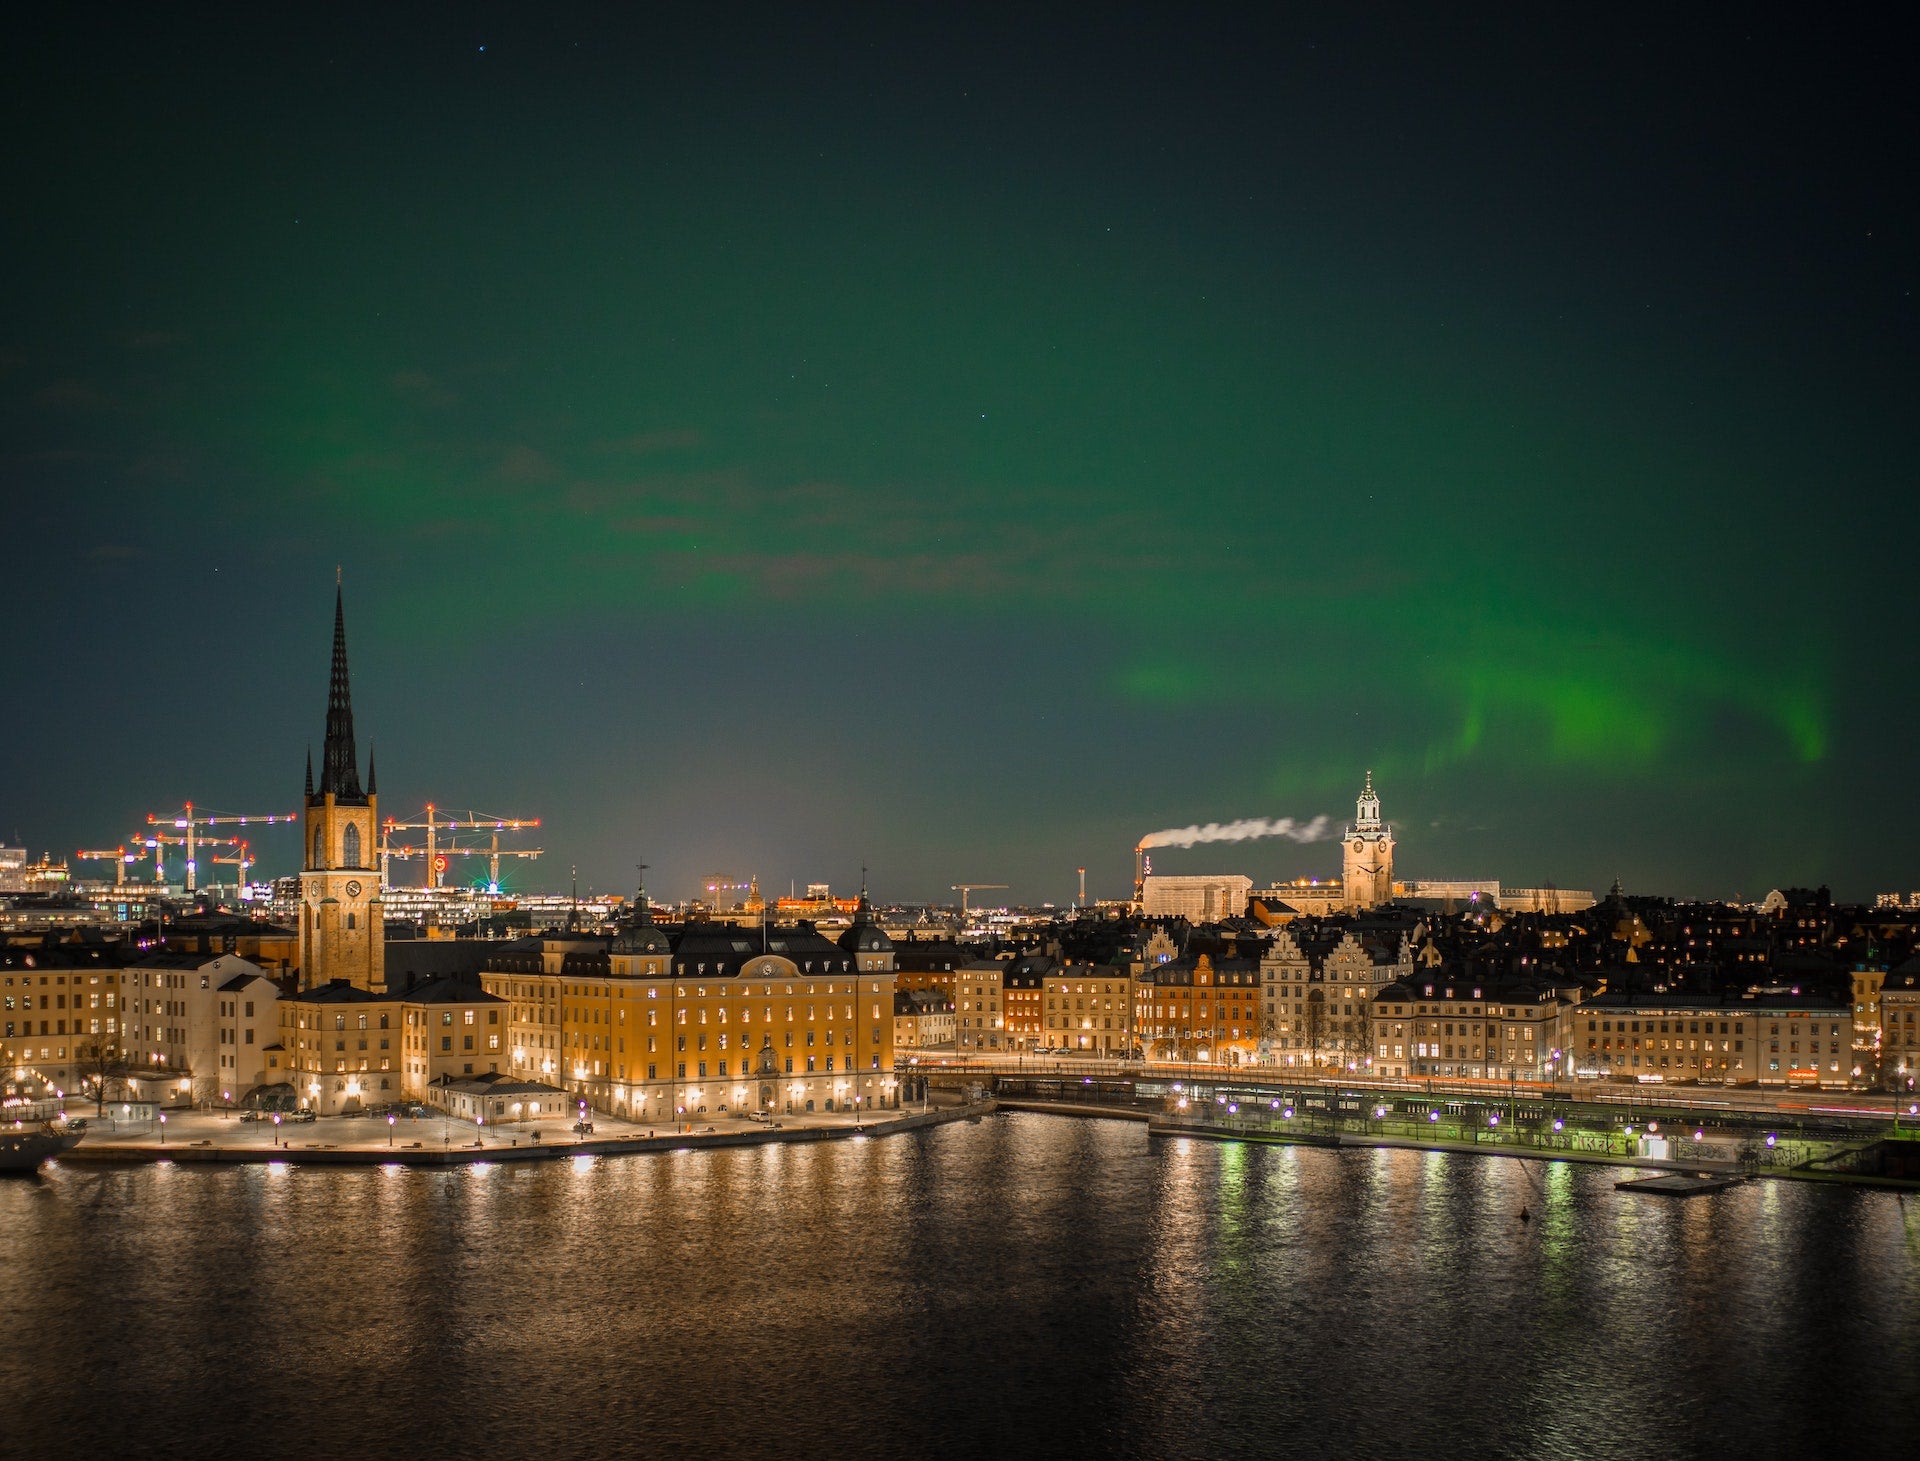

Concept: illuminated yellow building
[[1041, 961, 1132, 1054], [278, 982, 402, 1113], [480, 890, 901, 1121], [278, 974, 508, 1114]]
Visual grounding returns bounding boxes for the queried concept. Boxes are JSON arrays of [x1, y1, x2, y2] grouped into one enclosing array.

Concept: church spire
[[305, 746, 314, 798], [319, 581, 365, 803]]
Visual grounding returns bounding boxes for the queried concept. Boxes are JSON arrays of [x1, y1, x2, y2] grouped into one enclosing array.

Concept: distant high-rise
[[298, 581, 384, 991], [1342, 772, 1394, 909]]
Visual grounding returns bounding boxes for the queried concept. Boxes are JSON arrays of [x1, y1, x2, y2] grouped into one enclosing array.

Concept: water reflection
[[4, 1113, 1918, 1460]]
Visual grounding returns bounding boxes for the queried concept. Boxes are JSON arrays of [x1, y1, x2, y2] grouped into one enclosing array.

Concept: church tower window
[[343, 824, 361, 868], [313, 826, 326, 868]]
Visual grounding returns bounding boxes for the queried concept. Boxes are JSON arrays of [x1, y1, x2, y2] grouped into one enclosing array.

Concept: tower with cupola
[[1342, 771, 1395, 910], [298, 581, 384, 991]]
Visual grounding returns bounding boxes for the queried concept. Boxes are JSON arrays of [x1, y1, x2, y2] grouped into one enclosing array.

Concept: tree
[[1305, 993, 1328, 1070], [75, 1036, 130, 1115]]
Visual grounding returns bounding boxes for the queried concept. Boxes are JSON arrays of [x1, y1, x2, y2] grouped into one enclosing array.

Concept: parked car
[[288, 1109, 317, 1123], [238, 1110, 263, 1123], [571, 1120, 595, 1136], [63, 1117, 88, 1133]]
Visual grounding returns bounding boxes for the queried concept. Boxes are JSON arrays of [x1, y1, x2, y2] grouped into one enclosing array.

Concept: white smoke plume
[[1136, 815, 1334, 851]]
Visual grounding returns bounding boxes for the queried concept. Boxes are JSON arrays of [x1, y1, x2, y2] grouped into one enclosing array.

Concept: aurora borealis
[[2, 8, 1913, 902]]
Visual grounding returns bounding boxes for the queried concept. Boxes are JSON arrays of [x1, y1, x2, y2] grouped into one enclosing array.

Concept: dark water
[[6, 1112, 1918, 1459]]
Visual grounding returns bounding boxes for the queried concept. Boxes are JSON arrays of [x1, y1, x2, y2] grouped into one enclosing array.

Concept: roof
[[668, 922, 857, 978], [891, 939, 977, 972], [1582, 990, 1851, 1015], [429, 1071, 568, 1098], [839, 919, 894, 955], [385, 940, 496, 987], [402, 976, 505, 1005], [218, 969, 278, 992], [290, 979, 395, 1005], [0, 944, 127, 973], [134, 950, 259, 972], [611, 916, 672, 955], [315, 583, 367, 805]]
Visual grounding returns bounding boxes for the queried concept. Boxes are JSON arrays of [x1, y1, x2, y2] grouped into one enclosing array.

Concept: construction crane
[[75, 846, 138, 888], [208, 840, 255, 896], [379, 805, 541, 888], [384, 835, 544, 894], [137, 831, 243, 888], [700, 876, 753, 912], [147, 803, 298, 892], [950, 884, 1009, 916]]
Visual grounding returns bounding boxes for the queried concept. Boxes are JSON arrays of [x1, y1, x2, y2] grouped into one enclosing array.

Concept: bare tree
[[75, 1036, 130, 1115]]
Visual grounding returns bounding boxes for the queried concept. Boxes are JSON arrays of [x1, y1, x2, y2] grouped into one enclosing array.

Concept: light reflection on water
[[3, 1111, 1918, 1459]]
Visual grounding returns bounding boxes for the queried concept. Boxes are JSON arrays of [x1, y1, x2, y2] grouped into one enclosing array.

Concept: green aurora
[[1, 9, 1911, 901]]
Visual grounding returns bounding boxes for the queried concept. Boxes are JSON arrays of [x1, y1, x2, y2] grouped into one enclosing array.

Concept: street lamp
[[158, 1111, 167, 1146], [387, 1112, 397, 1147]]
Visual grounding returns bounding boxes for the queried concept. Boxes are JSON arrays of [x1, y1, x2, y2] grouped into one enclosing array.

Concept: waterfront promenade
[[50, 1100, 986, 1167]]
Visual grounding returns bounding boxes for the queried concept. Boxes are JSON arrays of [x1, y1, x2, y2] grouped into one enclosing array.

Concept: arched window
[[342, 823, 361, 868], [313, 825, 325, 867]]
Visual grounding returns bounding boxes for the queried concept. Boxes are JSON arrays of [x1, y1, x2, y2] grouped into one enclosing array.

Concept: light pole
[[388, 1112, 396, 1147], [158, 1111, 167, 1146]]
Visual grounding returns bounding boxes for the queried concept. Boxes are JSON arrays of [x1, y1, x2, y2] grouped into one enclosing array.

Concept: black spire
[[305, 747, 313, 798], [319, 581, 366, 803], [366, 743, 377, 797]]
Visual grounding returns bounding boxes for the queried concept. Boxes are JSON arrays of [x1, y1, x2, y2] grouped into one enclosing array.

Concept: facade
[[403, 978, 509, 1090], [1341, 773, 1394, 910], [1878, 961, 1920, 1090], [120, 950, 276, 1104], [1141, 875, 1253, 921], [956, 960, 1005, 1052], [1573, 993, 1856, 1088], [894, 988, 956, 1050], [276, 981, 404, 1114], [1041, 961, 1133, 1054], [1002, 958, 1044, 1049], [213, 967, 281, 1103], [0, 943, 126, 1100], [1376, 976, 1580, 1082], [1261, 922, 1414, 1071], [1135, 952, 1262, 1064], [892, 938, 975, 1001], [297, 586, 384, 992]]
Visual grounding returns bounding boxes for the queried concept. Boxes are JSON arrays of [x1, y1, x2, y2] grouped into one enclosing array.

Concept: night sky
[[2, 7, 1913, 904]]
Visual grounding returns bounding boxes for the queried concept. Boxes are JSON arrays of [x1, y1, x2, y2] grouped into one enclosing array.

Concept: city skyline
[[4, 9, 1914, 903]]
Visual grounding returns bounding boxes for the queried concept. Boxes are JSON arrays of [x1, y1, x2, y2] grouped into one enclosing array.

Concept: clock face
[[1351, 840, 1366, 854], [345, 880, 363, 898]]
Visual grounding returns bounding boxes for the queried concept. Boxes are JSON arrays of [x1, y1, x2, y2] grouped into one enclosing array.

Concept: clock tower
[[1342, 771, 1395, 910], [298, 581, 384, 991]]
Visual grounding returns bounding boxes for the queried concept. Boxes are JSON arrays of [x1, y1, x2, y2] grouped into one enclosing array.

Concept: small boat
[[0, 1123, 83, 1174]]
